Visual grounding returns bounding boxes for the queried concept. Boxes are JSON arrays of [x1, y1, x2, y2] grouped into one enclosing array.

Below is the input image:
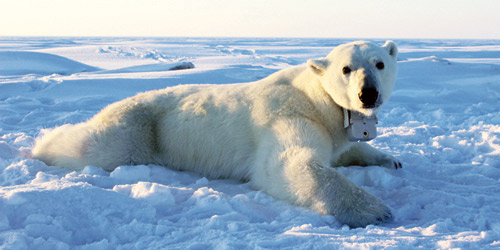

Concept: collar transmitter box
[[344, 109, 378, 142]]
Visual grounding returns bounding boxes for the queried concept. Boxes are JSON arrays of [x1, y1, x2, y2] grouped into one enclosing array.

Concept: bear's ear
[[307, 58, 329, 75], [383, 40, 398, 60]]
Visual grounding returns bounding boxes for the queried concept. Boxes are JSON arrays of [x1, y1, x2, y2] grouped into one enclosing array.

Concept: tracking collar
[[343, 108, 378, 142]]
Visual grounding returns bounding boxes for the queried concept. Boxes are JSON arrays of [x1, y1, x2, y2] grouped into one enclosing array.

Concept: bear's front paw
[[333, 187, 393, 228], [377, 153, 402, 170]]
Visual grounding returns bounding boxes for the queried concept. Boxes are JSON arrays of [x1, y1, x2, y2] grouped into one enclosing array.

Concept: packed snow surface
[[1, 37, 500, 249]]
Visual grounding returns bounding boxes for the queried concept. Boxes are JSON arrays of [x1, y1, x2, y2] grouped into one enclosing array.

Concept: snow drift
[[0, 51, 99, 76]]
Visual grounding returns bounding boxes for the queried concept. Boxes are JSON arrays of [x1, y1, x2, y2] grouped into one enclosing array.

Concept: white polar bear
[[32, 40, 401, 228]]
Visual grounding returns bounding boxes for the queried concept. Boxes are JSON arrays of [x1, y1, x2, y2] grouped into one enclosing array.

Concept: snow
[[1, 37, 500, 249], [0, 51, 99, 76]]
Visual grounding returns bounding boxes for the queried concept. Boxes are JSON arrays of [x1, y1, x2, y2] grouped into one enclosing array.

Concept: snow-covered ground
[[0, 37, 499, 249]]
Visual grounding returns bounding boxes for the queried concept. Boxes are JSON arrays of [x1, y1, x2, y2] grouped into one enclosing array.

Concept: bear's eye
[[376, 62, 384, 70], [342, 66, 351, 75]]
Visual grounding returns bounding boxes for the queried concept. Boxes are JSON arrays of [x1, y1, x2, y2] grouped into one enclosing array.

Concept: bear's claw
[[394, 161, 402, 169], [377, 210, 393, 222]]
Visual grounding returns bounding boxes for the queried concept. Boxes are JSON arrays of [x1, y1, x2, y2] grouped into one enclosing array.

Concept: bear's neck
[[292, 69, 345, 137]]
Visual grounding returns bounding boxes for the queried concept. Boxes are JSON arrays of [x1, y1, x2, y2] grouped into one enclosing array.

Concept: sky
[[1, 0, 500, 39]]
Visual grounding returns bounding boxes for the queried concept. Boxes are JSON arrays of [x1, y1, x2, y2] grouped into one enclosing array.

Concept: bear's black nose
[[359, 87, 379, 108]]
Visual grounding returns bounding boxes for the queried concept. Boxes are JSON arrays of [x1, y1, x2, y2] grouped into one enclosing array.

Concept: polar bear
[[32, 40, 400, 228]]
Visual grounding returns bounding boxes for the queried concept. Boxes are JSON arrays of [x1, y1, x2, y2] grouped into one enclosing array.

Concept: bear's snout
[[359, 87, 379, 108]]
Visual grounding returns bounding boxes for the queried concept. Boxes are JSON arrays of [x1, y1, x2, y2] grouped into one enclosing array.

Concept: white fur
[[32, 41, 400, 227]]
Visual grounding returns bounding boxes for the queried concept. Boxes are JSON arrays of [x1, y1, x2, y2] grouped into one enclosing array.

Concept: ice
[[0, 51, 99, 76], [1, 37, 500, 249]]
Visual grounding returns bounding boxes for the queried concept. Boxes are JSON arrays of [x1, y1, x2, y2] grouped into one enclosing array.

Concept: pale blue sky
[[1, 0, 499, 39]]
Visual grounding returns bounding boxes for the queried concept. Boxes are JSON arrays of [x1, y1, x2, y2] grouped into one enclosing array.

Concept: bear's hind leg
[[84, 107, 162, 170], [33, 103, 162, 171]]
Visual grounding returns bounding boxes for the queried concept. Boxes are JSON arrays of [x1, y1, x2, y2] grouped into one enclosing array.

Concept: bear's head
[[307, 41, 398, 117]]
